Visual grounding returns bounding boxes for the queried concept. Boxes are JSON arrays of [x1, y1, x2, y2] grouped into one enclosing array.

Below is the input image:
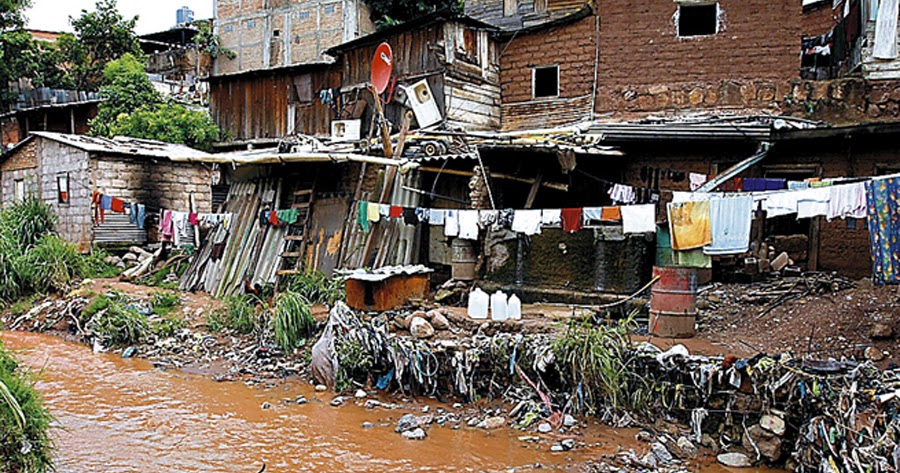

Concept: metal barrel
[[649, 265, 698, 338], [451, 238, 476, 280]]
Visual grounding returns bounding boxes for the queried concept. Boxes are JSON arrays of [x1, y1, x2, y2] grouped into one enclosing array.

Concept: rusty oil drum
[[649, 265, 698, 338], [451, 238, 476, 281]]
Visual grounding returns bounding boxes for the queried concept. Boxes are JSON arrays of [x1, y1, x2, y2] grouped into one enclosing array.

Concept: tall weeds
[[273, 291, 315, 352], [0, 341, 54, 473], [281, 270, 344, 306]]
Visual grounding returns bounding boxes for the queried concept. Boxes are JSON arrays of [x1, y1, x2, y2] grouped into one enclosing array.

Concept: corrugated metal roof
[[587, 116, 821, 142], [30, 132, 214, 161]]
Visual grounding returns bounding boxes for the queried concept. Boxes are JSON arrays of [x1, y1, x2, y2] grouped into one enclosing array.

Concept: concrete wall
[[37, 139, 93, 252], [0, 139, 40, 204]]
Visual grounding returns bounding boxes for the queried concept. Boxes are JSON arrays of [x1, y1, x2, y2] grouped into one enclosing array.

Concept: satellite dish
[[371, 42, 393, 95]]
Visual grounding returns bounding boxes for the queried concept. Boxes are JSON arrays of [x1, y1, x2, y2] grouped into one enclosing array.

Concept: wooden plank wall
[[209, 68, 340, 141]]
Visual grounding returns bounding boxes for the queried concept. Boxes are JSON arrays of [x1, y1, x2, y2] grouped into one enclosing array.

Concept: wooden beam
[[418, 166, 568, 192], [524, 170, 543, 209]]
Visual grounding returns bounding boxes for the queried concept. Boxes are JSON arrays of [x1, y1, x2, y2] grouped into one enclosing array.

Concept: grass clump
[[552, 316, 655, 420], [0, 341, 54, 473], [82, 293, 149, 346], [150, 292, 180, 317], [222, 295, 258, 335], [273, 291, 315, 352], [334, 337, 373, 392], [281, 270, 345, 306]]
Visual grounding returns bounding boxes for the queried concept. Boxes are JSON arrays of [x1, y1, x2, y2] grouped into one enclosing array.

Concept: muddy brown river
[[1, 330, 631, 472], [1, 330, 781, 473]]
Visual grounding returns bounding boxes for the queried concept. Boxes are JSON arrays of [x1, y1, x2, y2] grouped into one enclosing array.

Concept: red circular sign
[[371, 42, 393, 94]]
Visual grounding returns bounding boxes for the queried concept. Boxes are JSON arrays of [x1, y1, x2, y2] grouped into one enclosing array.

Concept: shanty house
[[0, 132, 214, 251]]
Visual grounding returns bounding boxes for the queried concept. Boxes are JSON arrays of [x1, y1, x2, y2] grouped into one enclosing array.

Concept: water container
[[490, 291, 508, 321], [467, 288, 489, 319], [507, 294, 522, 320]]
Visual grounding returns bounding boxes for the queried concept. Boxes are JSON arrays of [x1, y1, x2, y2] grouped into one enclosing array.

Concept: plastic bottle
[[490, 290, 508, 321], [507, 294, 522, 320], [467, 288, 489, 319]]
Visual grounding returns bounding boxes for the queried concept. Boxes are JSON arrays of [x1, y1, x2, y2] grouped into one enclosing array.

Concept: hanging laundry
[[458, 210, 480, 240], [159, 210, 174, 242], [389, 205, 403, 218], [621, 204, 656, 234], [762, 192, 799, 218], [601, 206, 622, 222], [865, 177, 900, 284], [110, 197, 126, 213], [479, 210, 499, 226], [444, 210, 460, 237], [742, 178, 766, 192], [668, 201, 712, 250], [608, 184, 636, 205], [796, 188, 830, 219], [92, 191, 105, 223], [582, 207, 604, 222], [402, 207, 418, 226], [689, 173, 708, 191], [672, 191, 717, 203], [788, 181, 810, 190], [188, 212, 199, 226], [428, 209, 446, 225], [827, 182, 867, 220], [172, 211, 194, 247], [277, 208, 300, 225], [415, 208, 427, 223], [268, 211, 280, 226], [561, 208, 583, 233], [540, 209, 561, 226], [380, 204, 391, 217], [704, 196, 753, 255], [765, 178, 787, 190], [511, 209, 542, 236], [100, 194, 113, 211], [367, 202, 381, 223], [357, 201, 370, 233]]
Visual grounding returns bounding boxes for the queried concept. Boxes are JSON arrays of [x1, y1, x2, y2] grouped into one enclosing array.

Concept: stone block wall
[[35, 139, 93, 252]]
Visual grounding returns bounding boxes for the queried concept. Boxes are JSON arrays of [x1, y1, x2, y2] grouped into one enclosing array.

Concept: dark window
[[57, 174, 69, 204], [533, 66, 559, 98], [273, 29, 281, 37], [678, 3, 718, 37]]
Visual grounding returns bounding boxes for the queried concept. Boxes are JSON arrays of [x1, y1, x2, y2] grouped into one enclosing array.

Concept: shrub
[[0, 341, 54, 473], [81, 249, 122, 279], [149, 291, 180, 316], [205, 308, 227, 333], [335, 337, 373, 392], [0, 199, 57, 250], [273, 291, 315, 352], [20, 235, 84, 293], [151, 313, 185, 338]]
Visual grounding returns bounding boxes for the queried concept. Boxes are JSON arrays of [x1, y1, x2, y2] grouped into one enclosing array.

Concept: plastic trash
[[490, 290, 508, 321], [467, 288, 489, 319], [507, 294, 522, 320]]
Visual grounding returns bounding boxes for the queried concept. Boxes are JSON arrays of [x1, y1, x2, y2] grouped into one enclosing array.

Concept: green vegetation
[[365, 0, 463, 27], [191, 20, 236, 60], [281, 271, 345, 306], [273, 291, 315, 352], [552, 316, 655, 419], [0, 340, 54, 473], [334, 337, 373, 392], [0, 200, 118, 305], [207, 295, 259, 335], [149, 291, 180, 317], [81, 292, 148, 346], [147, 291, 184, 337]]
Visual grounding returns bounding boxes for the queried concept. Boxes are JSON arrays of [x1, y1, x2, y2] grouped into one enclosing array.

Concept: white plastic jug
[[507, 294, 522, 320], [467, 288, 489, 319], [490, 290, 508, 321]]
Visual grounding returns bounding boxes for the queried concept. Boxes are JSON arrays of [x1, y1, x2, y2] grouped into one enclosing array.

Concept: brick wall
[[595, 0, 800, 117], [802, 1, 838, 36], [1, 140, 40, 206]]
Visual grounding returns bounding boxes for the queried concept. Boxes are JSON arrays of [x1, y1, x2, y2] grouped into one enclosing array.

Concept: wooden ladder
[[276, 180, 316, 277]]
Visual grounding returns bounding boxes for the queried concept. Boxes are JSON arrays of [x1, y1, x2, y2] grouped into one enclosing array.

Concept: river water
[[1, 330, 636, 472]]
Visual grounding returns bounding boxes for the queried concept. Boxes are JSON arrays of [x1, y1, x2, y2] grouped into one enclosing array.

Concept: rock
[[362, 422, 375, 429], [425, 309, 443, 321], [402, 427, 427, 440], [478, 416, 506, 430], [742, 424, 782, 462], [330, 396, 346, 407], [537, 423, 552, 433], [430, 313, 450, 331], [760, 414, 786, 436], [866, 346, 886, 362], [261, 402, 273, 410], [355, 389, 367, 399], [717, 452, 752, 468], [550, 444, 565, 452], [561, 439, 576, 450], [116, 261, 127, 269], [396, 413, 419, 433], [563, 414, 577, 428], [771, 252, 790, 272], [635, 431, 654, 442], [295, 395, 308, 404], [409, 317, 435, 339], [674, 436, 697, 458], [467, 417, 479, 427], [650, 442, 675, 465], [871, 323, 894, 340], [121, 346, 137, 358], [122, 253, 138, 262], [315, 384, 327, 392], [404, 311, 427, 328]]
